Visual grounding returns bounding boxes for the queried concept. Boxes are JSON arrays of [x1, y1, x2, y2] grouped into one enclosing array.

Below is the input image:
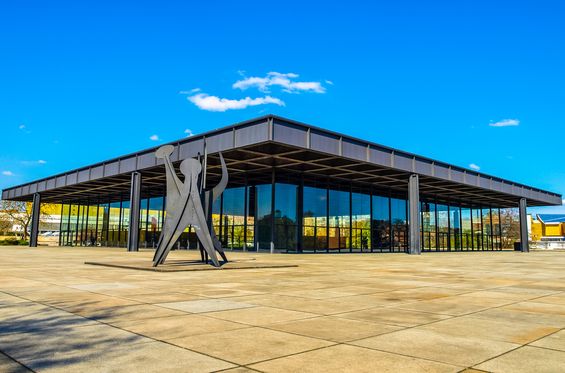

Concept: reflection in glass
[[461, 208, 472, 250], [303, 186, 327, 251], [472, 208, 483, 250], [329, 189, 350, 250], [274, 183, 298, 250], [450, 205, 461, 250], [436, 204, 449, 250], [372, 195, 390, 251], [351, 192, 370, 251], [221, 187, 246, 249], [391, 198, 407, 252], [255, 184, 272, 251], [421, 202, 436, 251]]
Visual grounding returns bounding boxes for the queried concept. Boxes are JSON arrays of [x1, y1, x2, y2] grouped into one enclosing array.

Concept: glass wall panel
[[139, 198, 149, 247], [328, 189, 350, 250], [302, 186, 327, 251], [146, 197, 163, 248], [391, 198, 408, 252], [472, 208, 483, 250], [461, 208, 472, 250], [500, 208, 520, 249], [372, 195, 390, 252], [255, 184, 272, 251], [245, 186, 254, 250], [492, 208, 501, 250], [119, 200, 130, 247], [221, 187, 246, 250], [86, 204, 98, 246], [482, 208, 493, 250], [99, 202, 110, 245], [274, 183, 298, 251], [421, 202, 436, 251], [68, 204, 79, 246], [351, 192, 370, 251], [436, 204, 449, 250], [450, 205, 461, 250], [108, 201, 121, 246], [60, 204, 70, 246]]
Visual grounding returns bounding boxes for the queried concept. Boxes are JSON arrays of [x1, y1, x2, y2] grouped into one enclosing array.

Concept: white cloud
[[2, 171, 14, 176], [469, 163, 481, 171], [490, 119, 520, 127], [233, 72, 326, 94], [21, 160, 47, 166], [325, 80, 334, 85], [184, 129, 194, 137], [188, 93, 284, 112], [149, 134, 160, 141], [18, 124, 25, 130]]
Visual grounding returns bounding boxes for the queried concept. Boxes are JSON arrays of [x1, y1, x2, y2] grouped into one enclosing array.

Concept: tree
[[0, 200, 55, 240], [0, 200, 32, 240], [500, 208, 520, 249]]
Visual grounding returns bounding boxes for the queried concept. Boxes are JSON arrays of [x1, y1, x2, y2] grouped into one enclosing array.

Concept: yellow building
[[530, 214, 565, 241]]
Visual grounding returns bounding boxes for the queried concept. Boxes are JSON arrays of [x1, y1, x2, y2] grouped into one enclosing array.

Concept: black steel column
[[127, 172, 142, 252], [408, 174, 421, 255], [29, 193, 41, 247], [519, 198, 529, 252]]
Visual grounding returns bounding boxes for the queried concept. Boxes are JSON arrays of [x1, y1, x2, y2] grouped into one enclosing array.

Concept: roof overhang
[[2, 115, 562, 208]]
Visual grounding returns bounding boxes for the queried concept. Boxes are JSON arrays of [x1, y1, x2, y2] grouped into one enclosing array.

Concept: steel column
[[127, 172, 142, 252], [408, 174, 421, 254], [29, 193, 41, 247], [519, 198, 529, 252]]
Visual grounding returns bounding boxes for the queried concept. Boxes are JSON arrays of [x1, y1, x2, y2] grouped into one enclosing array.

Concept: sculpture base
[[84, 259, 297, 272]]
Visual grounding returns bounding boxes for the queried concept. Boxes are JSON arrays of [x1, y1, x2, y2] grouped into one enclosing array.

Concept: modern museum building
[[2, 115, 561, 254]]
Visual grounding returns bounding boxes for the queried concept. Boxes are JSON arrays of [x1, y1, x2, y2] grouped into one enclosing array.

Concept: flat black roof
[[2, 115, 561, 207]]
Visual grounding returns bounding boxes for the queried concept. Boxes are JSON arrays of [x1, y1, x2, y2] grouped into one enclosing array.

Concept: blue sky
[[1, 0, 564, 213]]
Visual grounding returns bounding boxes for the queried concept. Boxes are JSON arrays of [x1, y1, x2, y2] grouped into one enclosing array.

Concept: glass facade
[[419, 201, 503, 252], [58, 174, 508, 253]]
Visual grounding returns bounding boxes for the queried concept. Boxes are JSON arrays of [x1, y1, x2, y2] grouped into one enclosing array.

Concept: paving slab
[[157, 299, 255, 313], [267, 315, 402, 342], [169, 327, 335, 365], [530, 329, 565, 351], [475, 345, 565, 373], [351, 328, 520, 366], [203, 306, 317, 326], [112, 314, 249, 339], [249, 344, 461, 372]]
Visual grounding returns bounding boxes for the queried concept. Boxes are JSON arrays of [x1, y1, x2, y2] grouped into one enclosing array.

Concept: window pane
[[351, 192, 370, 251], [461, 208, 472, 250], [372, 195, 390, 251], [483, 208, 492, 250], [222, 187, 246, 250], [437, 204, 449, 250], [255, 184, 272, 251], [274, 183, 298, 250], [421, 202, 436, 251], [329, 189, 350, 250], [450, 205, 461, 250], [472, 208, 483, 250], [391, 198, 407, 252], [303, 186, 327, 251]]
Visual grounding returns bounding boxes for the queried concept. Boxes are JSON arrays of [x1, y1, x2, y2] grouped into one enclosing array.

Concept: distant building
[[530, 214, 565, 242]]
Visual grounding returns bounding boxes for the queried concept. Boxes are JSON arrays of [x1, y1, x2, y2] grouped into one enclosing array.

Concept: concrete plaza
[[1, 247, 565, 372]]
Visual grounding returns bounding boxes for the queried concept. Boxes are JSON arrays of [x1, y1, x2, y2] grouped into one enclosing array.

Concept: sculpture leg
[[211, 229, 228, 263], [194, 227, 220, 267]]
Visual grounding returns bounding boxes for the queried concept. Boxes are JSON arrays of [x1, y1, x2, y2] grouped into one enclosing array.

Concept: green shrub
[[0, 239, 28, 246]]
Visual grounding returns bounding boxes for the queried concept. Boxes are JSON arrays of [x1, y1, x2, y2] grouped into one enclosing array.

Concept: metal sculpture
[[152, 145, 228, 267]]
